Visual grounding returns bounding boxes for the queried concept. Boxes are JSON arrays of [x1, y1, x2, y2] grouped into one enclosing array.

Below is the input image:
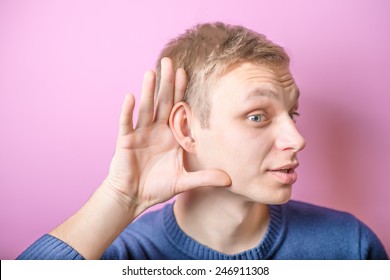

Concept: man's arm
[[37, 58, 231, 259]]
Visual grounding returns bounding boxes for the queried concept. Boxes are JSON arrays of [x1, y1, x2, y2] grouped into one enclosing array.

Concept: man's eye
[[248, 115, 266, 122], [289, 112, 300, 122]]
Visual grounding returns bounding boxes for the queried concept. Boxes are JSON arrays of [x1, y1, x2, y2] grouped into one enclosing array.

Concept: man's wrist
[[49, 180, 147, 260], [100, 178, 149, 218]]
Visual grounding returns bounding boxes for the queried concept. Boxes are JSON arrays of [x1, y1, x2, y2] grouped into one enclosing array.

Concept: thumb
[[176, 169, 232, 193]]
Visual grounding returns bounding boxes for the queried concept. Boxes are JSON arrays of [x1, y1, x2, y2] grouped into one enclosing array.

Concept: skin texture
[[172, 63, 306, 254]]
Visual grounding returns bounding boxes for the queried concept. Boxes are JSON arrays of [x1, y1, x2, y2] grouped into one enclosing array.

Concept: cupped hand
[[104, 58, 231, 213]]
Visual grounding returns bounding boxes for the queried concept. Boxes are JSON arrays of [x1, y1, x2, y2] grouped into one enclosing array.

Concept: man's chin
[[260, 183, 293, 205], [226, 184, 292, 205]]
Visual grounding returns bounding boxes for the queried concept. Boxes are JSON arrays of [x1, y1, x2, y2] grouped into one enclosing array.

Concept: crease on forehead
[[245, 84, 300, 99], [242, 65, 295, 85], [243, 72, 300, 102], [211, 62, 300, 105]]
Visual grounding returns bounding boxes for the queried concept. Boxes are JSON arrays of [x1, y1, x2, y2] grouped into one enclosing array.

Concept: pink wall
[[1, 0, 389, 259]]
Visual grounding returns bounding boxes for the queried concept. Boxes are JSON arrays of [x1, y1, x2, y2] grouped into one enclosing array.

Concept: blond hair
[[156, 22, 290, 128]]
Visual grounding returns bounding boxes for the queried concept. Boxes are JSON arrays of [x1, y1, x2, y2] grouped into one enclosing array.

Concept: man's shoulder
[[282, 200, 357, 223], [274, 200, 388, 259], [280, 200, 362, 242]]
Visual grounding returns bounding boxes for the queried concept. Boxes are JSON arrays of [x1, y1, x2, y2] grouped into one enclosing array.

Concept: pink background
[[1, 0, 389, 259]]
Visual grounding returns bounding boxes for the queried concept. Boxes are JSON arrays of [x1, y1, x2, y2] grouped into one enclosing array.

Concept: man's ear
[[169, 102, 196, 153]]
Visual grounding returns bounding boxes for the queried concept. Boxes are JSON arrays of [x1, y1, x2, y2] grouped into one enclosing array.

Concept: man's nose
[[274, 116, 306, 152]]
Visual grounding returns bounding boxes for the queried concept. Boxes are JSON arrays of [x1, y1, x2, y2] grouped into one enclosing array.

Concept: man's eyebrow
[[245, 88, 278, 100], [245, 87, 300, 100]]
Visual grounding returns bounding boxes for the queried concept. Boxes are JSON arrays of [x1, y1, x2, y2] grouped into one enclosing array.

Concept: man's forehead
[[214, 62, 300, 101], [244, 85, 300, 101], [217, 62, 294, 84]]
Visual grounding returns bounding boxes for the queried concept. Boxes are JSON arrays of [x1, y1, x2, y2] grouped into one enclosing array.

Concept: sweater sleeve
[[359, 222, 388, 260], [16, 234, 84, 260]]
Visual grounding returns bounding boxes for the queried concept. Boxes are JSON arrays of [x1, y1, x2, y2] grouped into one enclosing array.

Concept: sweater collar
[[162, 202, 285, 260]]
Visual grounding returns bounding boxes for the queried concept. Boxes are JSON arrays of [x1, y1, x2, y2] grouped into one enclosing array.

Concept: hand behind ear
[[105, 58, 231, 212]]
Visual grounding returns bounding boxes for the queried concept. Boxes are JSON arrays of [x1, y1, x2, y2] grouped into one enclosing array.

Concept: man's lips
[[268, 163, 299, 184], [270, 163, 299, 172]]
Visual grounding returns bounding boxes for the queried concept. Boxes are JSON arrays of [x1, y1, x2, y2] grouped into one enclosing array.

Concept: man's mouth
[[273, 168, 293, 173], [268, 164, 299, 184]]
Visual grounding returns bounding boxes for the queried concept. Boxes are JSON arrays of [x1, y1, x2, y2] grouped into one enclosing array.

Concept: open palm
[[105, 58, 231, 212]]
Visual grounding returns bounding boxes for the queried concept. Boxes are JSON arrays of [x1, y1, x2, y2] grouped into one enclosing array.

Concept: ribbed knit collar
[[162, 203, 285, 260]]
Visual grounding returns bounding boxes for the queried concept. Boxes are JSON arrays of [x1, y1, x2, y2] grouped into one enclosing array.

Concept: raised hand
[[49, 58, 230, 259], [104, 57, 231, 214]]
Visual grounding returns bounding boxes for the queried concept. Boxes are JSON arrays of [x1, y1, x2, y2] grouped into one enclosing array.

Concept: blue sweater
[[17, 200, 388, 260]]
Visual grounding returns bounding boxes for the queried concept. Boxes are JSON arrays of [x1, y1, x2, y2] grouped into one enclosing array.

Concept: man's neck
[[174, 187, 270, 255]]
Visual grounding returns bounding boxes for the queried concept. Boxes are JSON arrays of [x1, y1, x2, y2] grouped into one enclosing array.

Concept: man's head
[[160, 23, 305, 204], [156, 22, 290, 128]]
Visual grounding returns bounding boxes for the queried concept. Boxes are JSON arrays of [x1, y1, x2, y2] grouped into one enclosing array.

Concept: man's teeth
[[278, 169, 289, 173]]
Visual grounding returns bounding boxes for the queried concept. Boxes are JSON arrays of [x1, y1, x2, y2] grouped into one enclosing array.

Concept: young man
[[18, 23, 387, 260]]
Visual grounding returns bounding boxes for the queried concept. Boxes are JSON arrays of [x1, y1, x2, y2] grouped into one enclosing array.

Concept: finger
[[136, 70, 156, 128], [118, 94, 135, 136], [176, 169, 232, 194], [174, 68, 187, 104], [154, 57, 174, 123]]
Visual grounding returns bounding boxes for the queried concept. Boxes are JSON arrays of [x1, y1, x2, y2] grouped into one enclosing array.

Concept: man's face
[[192, 63, 306, 204]]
